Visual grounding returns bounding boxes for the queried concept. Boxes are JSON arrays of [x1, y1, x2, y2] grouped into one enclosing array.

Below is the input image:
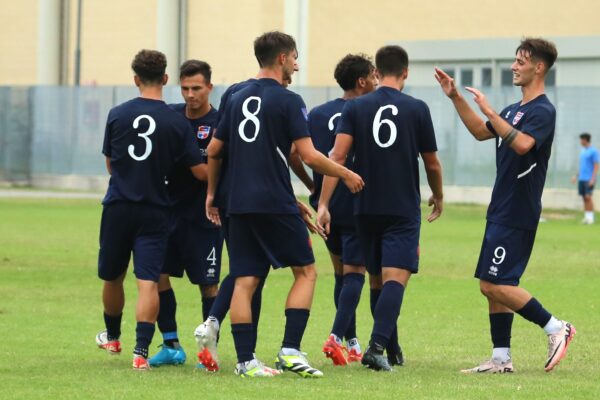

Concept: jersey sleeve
[[176, 119, 204, 167], [214, 106, 231, 143], [285, 94, 310, 141], [417, 101, 438, 153], [592, 148, 600, 164], [334, 100, 355, 137], [520, 105, 555, 150], [102, 110, 114, 157]]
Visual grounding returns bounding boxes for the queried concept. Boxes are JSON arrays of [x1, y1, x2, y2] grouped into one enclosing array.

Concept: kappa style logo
[[488, 265, 499, 277], [512, 111, 524, 126], [197, 125, 211, 140]]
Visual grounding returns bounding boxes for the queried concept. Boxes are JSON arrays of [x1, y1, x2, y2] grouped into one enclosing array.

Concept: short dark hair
[[334, 54, 374, 91], [179, 59, 212, 83], [375, 45, 409, 78], [131, 49, 167, 85], [254, 31, 296, 67], [516, 38, 558, 73], [580, 133, 591, 142]]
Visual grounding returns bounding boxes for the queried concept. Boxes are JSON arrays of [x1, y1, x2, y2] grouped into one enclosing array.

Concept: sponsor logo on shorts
[[488, 265, 499, 277]]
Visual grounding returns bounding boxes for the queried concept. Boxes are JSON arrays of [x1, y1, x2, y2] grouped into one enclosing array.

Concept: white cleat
[[461, 358, 514, 374], [194, 319, 220, 371], [235, 358, 277, 378], [545, 321, 576, 372]]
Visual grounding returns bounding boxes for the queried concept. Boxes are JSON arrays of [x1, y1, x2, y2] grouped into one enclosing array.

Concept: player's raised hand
[[297, 199, 326, 239], [205, 195, 221, 227], [434, 67, 459, 99], [316, 205, 331, 238], [341, 169, 364, 193], [465, 87, 494, 116], [427, 195, 443, 223]]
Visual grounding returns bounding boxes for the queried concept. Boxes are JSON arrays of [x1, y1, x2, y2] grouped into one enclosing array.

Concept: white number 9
[[128, 115, 156, 161], [238, 96, 262, 142], [373, 105, 398, 148], [492, 246, 506, 265]]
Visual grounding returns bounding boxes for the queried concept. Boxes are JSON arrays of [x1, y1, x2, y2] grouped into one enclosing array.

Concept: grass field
[[0, 197, 598, 399]]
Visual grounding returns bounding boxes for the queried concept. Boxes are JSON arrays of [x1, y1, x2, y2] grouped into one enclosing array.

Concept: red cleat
[[322, 335, 348, 366], [198, 348, 220, 372], [132, 355, 150, 370], [347, 348, 363, 362]]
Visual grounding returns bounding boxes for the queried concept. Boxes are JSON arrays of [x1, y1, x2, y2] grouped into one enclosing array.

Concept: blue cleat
[[148, 344, 187, 367]]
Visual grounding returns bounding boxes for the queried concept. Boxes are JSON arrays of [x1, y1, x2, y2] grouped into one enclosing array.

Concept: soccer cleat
[[322, 335, 348, 366], [96, 330, 121, 355], [461, 358, 514, 374], [275, 351, 323, 378], [235, 359, 276, 378], [132, 355, 150, 370], [387, 350, 404, 366], [148, 344, 186, 367], [347, 348, 363, 363], [194, 319, 220, 371], [545, 321, 576, 372], [361, 342, 393, 372]]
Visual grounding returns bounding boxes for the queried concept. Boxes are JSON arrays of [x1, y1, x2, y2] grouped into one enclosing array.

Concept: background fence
[[1, 85, 597, 192]]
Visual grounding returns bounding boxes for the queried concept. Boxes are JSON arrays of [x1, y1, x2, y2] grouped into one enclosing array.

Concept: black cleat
[[387, 349, 404, 366], [361, 342, 393, 372]]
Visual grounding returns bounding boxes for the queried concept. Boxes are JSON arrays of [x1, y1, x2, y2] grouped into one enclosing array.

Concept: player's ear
[[357, 77, 366, 88], [278, 53, 286, 66], [133, 75, 141, 87], [403, 68, 409, 80], [207, 82, 214, 91], [162, 74, 169, 86]]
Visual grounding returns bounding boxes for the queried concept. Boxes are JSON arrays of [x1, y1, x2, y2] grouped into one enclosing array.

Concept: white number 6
[[373, 105, 398, 148], [492, 246, 506, 265], [128, 115, 156, 161]]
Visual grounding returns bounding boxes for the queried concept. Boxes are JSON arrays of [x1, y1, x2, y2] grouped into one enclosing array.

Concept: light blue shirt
[[579, 146, 599, 181]]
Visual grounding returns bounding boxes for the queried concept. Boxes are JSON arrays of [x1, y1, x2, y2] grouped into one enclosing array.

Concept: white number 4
[[373, 105, 398, 148], [128, 115, 156, 161], [207, 247, 217, 266]]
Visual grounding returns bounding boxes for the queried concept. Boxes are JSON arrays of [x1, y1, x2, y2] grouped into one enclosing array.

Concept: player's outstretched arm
[[421, 152, 444, 222], [293, 136, 364, 193], [465, 87, 536, 155], [204, 137, 225, 226], [434, 67, 494, 141], [290, 143, 315, 193]]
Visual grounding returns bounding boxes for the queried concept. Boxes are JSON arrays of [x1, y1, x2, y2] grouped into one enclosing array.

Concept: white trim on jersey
[[276, 146, 289, 168], [517, 163, 537, 179]]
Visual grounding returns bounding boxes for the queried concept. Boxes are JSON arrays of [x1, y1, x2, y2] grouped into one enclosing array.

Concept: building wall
[[3, 0, 600, 86]]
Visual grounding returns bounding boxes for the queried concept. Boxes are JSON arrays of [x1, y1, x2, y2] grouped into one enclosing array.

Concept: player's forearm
[[592, 163, 599, 183], [290, 151, 315, 193], [303, 150, 351, 181], [451, 94, 491, 140], [190, 164, 208, 181], [487, 112, 535, 155], [318, 175, 339, 209], [206, 157, 222, 197], [424, 158, 443, 199], [105, 157, 112, 175]]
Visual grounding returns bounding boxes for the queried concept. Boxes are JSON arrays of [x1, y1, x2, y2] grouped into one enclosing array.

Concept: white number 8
[[492, 246, 506, 265], [128, 115, 156, 161], [373, 105, 398, 148], [238, 96, 261, 142]]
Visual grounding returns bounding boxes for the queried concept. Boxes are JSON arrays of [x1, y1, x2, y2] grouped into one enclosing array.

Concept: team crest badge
[[197, 125, 211, 140], [512, 111, 524, 126]]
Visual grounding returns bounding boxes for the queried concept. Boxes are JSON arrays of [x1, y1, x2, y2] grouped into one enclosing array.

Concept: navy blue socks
[[516, 297, 552, 328], [490, 313, 514, 348], [331, 273, 364, 339], [282, 308, 310, 350], [103, 312, 122, 341], [157, 288, 178, 346], [202, 296, 216, 321], [134, 321, 155, 358], [371, 281, 405, 347], [208, 274, 235, 323], [232, 323, 254, 363]]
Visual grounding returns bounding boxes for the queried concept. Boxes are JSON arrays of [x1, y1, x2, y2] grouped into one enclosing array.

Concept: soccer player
[[435, 37, 576, 373], [206, 31, 364, 377], [572, 133, 598, 224], [193, 61, 316, 373], [307, 54, 381, 365], [147, 60, 224, 367], [318, 45, 443, 372], [95, 50, 205, 370]]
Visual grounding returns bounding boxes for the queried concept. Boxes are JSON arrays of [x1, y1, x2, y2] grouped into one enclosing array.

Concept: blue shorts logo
[[197, 125, 211, 140]]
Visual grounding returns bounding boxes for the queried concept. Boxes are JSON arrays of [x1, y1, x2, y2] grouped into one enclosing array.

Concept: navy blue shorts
[[475, 222, 537, 286], [163, 216, 224, 285], [228, 214, 315, 278], [324, 223, 343, 256], [578, 181, 594, 197], [323, 224, 364, 266], [98, 202, 170, 282], [355, 215, 420, 275]]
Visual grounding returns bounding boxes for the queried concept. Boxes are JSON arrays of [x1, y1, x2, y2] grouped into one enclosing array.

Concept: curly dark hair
[[131, 49, 167, 84], [334, 54, 374, 91]]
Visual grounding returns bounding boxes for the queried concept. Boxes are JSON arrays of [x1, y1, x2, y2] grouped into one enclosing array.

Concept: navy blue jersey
[[102, 97, 203, 207], [308, 98, 354, 226], [485, 94, 556, 230], [166, 104, 218, 227], [213, 79, 257, 209], [215, 78, 310, 214], [336, 87, 437, 220]]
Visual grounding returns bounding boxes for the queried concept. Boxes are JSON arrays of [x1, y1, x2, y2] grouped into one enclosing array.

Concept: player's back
[[338, 87, 437, 220], [102, 97, 200, 207], [217, 78, 309, 214]]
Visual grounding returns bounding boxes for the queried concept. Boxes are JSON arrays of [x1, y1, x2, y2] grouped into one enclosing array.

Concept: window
[[460, 69, 473, 87], [481, 67, 492, 86], [501, 68, 513, 86]]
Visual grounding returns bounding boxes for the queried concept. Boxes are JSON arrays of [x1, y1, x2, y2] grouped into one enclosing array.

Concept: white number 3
[[373, 105, 398, 148], [128, 115, 156, 161]]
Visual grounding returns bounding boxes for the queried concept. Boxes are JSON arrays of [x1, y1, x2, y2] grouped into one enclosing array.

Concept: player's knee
[[479, 280, 499, 299], [293, 265, 317, 282], [201, 284, 218, 298]]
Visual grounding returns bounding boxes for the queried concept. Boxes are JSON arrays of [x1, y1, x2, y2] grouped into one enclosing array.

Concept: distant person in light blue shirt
[[573, 133, 599, 224]]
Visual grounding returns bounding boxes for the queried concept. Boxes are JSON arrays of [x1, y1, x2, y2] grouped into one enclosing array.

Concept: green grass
[[0, 198, 598, 399]]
